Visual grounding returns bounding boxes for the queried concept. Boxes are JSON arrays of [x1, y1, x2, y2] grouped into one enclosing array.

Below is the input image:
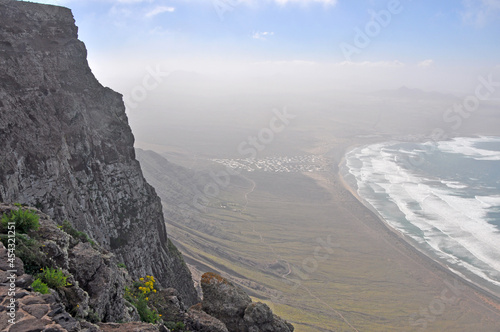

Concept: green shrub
[[0, 234, 50, 275], [124, 276, 160, 323], [38, 267, 70, 289], [60, 220, 95, 246], [136, 297, 158, 323], [31, 278, 50, 294], [0, 205, 51, 275], [1, 205, 40, 234], [117, 263, 127, 269]]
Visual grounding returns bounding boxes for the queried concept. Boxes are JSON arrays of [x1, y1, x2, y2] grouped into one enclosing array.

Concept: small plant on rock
[[60, 220, 95, 246], [31, 278, 50, 294], [124, 275, 160, 323], [38, 267, 70, 289], [0, 206, 49, 275], [1, 204, 39, 234]]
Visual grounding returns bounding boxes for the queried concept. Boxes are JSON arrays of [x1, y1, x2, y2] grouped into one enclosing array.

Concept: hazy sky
[[24, 0, 500, 93]]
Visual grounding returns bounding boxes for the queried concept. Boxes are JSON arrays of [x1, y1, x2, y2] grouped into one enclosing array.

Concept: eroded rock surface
[[201, 273, 294, 332], [0, 0, 197, 305], [0, 203, 134, 323]]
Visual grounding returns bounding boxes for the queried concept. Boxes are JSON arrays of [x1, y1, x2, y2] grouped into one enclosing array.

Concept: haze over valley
[[5, 0, 500, 331]]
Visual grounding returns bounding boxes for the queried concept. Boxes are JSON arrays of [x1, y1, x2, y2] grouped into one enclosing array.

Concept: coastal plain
[[135, 88, 500, 331]]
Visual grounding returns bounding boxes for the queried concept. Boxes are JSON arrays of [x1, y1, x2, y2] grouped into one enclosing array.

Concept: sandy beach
[[339, 140, 500, 298], [333, 145, 500, 324]]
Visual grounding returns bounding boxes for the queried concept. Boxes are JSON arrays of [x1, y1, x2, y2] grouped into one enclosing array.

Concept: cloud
[[461, 0, 500, 27], [145, 6, 175, 18], [109, 5, 133, 20], [253, 60, 316, 65], [252, 31, 274, 40], [336, 60, 405, 67], [148, 26, 175, 35], [418, 59, 434, 68], [27, 0, 154, 3], [117, 0, 154, 3], [273, 0, 337, 5]]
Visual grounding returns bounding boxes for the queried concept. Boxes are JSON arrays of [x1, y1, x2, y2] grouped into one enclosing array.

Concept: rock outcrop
[[201, 273, 294, 332], [0, 0, 197, 305], [0, 203, 135, 324], [186, 305, 229, 332], [0, 204, 294, 332]]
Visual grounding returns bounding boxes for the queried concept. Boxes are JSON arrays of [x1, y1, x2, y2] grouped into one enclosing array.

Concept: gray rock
[[79, 321, 102, 332], [68, 242, 130, 322], [0, 244, 81, 331], [201, 272, 252, 332], [8, 318, 50, 332], [151, 288, 185, 323], [23, 303, 50, 319], [200, 273, 294, 332], [0, 0, 197, 306], [15, 275, 33, 289], [98, 322, 159, 332], [243, 303, 273, 326], [186, 306, 229, 332], [52, 311, 80, 332]]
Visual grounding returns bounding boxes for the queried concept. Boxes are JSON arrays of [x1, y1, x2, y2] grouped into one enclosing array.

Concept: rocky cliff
[[0, 204, 293, 331], [0, 0, 197, 305]]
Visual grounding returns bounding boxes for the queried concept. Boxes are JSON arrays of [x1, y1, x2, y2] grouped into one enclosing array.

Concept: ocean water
[[343, 136, 500, 294]]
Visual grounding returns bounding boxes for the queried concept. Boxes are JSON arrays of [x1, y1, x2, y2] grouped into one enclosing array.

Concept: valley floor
[[155, 144, 500, 331]]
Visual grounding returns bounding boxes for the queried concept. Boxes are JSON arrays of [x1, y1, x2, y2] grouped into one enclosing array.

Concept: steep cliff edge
[[0, 0, 198, 305], [0, 204, 293, 330]]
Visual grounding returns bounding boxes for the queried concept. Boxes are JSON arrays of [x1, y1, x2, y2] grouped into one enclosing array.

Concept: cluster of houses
[[211, 155, 327, 173]]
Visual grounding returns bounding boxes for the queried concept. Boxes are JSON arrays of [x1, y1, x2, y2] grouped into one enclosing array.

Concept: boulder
[[149, 288, 185, 323], [201, 272, 252, 331], [244, 303, 273, 326], [68, 242, 131, 322], [98, 322, 160, 332], [186, 305, 229, 332], [200, 273, 294, 332]]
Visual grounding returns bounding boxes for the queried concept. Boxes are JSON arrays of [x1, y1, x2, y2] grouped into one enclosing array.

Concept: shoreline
[[337, 147, 500, 307]]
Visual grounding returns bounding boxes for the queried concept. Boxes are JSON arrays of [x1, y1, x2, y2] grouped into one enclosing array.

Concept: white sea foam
[[437, 136, 500, 161], [441, 180, 468, 189], [346, 138, 500, 289], [475, 195, 500, 208]]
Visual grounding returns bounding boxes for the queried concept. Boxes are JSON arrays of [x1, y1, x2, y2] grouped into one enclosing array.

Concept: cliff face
[[0, 1, 197, 305]]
